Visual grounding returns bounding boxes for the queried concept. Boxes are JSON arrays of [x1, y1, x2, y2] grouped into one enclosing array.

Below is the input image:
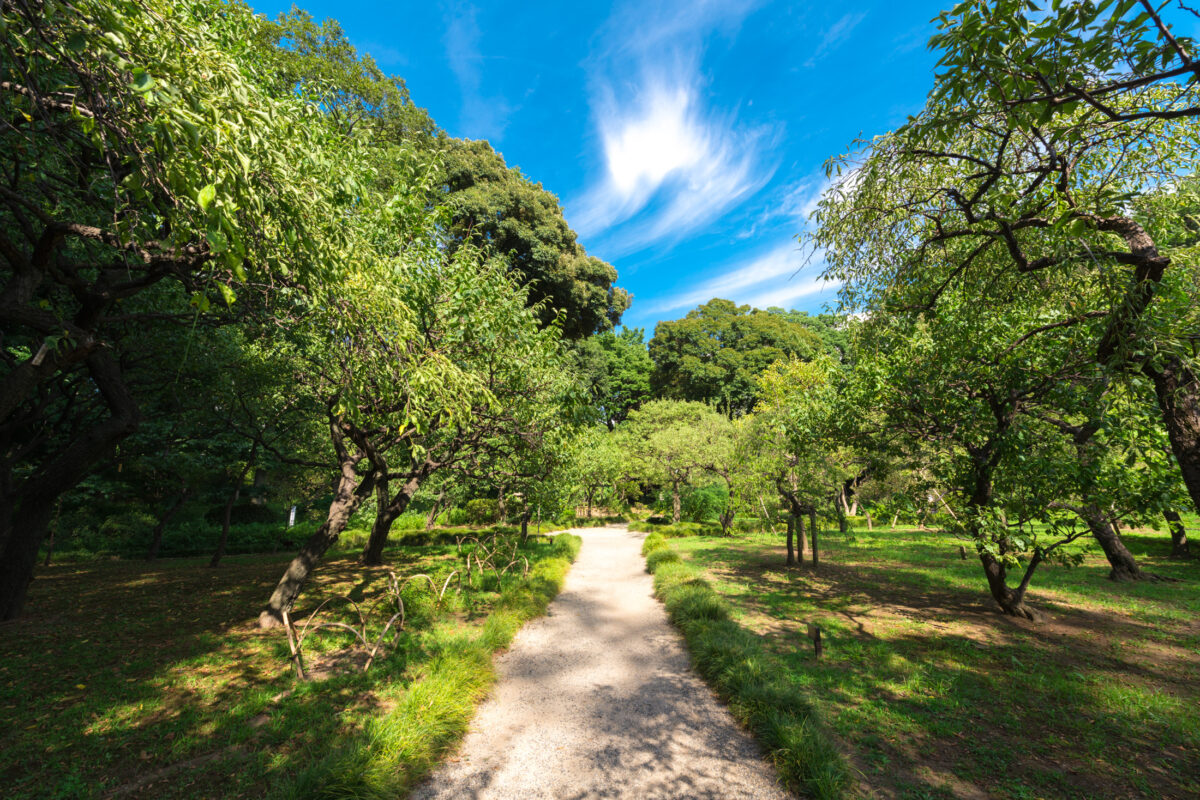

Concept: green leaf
[[130, 67, 154, 93], [217, 283, 236, 307], [197, 183, 216, 212]]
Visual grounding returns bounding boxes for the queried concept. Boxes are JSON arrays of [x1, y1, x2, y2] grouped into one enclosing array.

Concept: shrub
[[681, 482, 728, 524], [394, 511, 425, 531], [641, 531, 668, 556], [203, 501, 279, 526], [464, 499, 500, 525], [436, 507, 470, 527], [644, 548, 680, 573]]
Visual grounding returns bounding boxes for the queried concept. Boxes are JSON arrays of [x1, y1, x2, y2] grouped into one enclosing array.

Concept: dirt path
[[413, 525, 790, 800]]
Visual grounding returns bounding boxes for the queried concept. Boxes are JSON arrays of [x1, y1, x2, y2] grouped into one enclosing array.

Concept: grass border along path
[[279, 532, 583, 800], [640, 532, 851, 800]]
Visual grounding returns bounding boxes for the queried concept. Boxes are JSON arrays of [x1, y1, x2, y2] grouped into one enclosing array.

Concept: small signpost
[[288, 505, 297, 528], [806, 622, 823, 659]]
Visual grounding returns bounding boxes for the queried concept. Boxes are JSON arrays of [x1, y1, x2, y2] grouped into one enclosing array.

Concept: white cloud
[[643, 239, 834, 315], [568, 1, 775, 254], [741, 272, 833, 309], [804, 12, 867, 68]]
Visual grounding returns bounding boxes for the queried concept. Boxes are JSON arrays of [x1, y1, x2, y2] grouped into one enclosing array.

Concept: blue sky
[[251, 0, 948, 332]]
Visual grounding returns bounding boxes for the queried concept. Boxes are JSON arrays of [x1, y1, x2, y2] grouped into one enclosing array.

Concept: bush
[[681, 482, 728, 524], [630, 520, 720, 537], [641, 531, 668, 556], [436, 507, 470, 527], [393, 511, 425, 531], [644, 548, 680, 573], [203, 501, 279, 526], [464, 499, 500, 525]]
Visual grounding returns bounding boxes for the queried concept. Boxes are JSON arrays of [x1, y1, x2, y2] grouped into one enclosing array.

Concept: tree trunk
[[834, 496, 848, 533], [586, 489, 593, 519], [425, 490, 445, 531], [43, 499, 63, 568], [211, 445, 257, 568], [671, 481, 681, 524], [808, 508, 819, 568], [1148, 359, 1200, 516], [497, 485, 506, 523], [520, 509, 531, 541], [0, 353, 139, 620], [363, 471, 426, 566], [978, 551, 1037, 620], [795, 511, 807, 566], [259, 452, 377, 629], [147, 487, 189, 561], [785, 515, 795, 566], [1082, 506, 1145, 581], [1165, 508, 1190, 558]]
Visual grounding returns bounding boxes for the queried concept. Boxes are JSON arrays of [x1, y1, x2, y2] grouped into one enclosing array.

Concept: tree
[[442, 139, 630, 339], [569, 428, 624, 517], [0, 0, 366, 619], [649, 299, 824, 417], [816, 1, 1200, 514], [620, 400, 729, 523], [572, 327, 653, 429]]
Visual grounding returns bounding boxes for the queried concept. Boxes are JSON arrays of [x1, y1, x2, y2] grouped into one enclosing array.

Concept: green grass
[[643, 539, 852, 799], [666, 523, 1200, 800], [629, 519, 722, 536], [0, 532, 582, 799]]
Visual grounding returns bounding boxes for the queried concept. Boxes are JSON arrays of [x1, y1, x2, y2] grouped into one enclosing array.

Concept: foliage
[[572, 327, 654, 428], [441, 139, 630, 339], [648, 299, 824, 417]]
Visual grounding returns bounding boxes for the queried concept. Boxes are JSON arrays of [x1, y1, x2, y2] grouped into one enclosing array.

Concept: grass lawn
[[669, 524, 1200, 800], [0, 531, 577, 799]]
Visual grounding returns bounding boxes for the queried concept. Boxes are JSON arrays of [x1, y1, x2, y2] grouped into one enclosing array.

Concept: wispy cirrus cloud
[[442, 1, 513, 141], [804, 11, 867, 68], [569, 1, 776, 255], [644, 239, 833, 316]]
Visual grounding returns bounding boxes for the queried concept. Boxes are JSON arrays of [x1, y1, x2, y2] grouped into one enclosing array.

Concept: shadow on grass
[[675, 529, 1200, 800], [0, 536, 564, 800]]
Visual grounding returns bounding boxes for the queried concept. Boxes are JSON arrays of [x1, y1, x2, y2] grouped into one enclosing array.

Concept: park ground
[[0, 531, 578, 800], [667, 524, 1200, 800]]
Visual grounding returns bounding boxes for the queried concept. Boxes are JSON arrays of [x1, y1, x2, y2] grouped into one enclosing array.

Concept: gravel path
[[413, 525, 791, 800]]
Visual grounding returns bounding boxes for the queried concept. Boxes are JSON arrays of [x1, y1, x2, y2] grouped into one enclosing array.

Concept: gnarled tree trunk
[[259, 425, 377, 629], [0, 353, 139, 620], [978, 550, 1038, 620], [1068, 504, 1145, 581], [1148, 360, 1200, 517], [363, 469, 428, 565], [671, 480, 681, 524]]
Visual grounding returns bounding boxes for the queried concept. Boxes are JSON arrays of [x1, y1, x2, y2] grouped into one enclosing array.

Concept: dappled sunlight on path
[[413, 525, 790, 800]]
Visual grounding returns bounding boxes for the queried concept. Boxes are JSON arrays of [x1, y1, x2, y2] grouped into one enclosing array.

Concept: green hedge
[[645, 548, 850, 799]]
